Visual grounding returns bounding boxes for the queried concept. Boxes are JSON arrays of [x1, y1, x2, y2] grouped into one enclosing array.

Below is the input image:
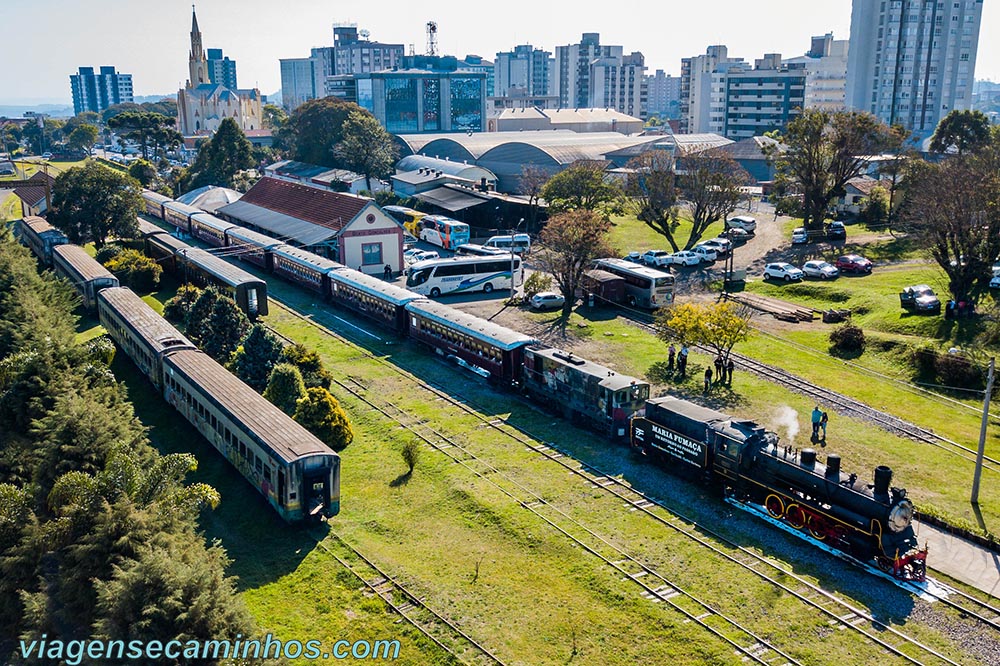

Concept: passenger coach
[[328, 268, 423, 333], [17, 216, 67, 265], [51, 244, 119, 310], [162, 200, 202, 234], [189, 212, 235, 248], [141, 190, 172, 220], [271, 245, 343, 295], [178, 248, 269, 319], [225, 227, 286, 271]]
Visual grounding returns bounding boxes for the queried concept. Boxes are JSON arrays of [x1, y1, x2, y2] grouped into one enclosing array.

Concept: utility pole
[[972, 356, 995, 504]]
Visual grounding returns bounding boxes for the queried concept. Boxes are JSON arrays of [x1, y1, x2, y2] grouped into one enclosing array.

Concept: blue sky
[[2, 0, 997, 103]]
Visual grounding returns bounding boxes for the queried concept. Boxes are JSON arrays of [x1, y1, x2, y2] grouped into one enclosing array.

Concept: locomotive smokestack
[[825, 454, 841, 479], [800, 448, 816, 468], [873, 465, 892, 497]]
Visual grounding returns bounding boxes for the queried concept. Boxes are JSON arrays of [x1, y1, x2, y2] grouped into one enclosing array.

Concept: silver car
[[801, 260, 839, 280]]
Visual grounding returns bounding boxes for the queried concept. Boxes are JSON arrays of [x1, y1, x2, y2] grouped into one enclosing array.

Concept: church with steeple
[[177, 6, 262, 136]]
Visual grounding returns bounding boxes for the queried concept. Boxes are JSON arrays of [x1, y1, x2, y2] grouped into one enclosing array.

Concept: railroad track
[[268, 298, 970, 665], [624, 312, 1000, 477]]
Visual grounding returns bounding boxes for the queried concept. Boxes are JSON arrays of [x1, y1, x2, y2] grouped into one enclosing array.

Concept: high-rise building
[[846, 0, 984, 137], [495, 45, 553, 97], [646, 70, 682, 118], [555, 33, 647, 118], [280, 47, 331, 111], [680, 45, 746, 134], [724, 54, 806, 139], [206, 48, 238, 90], [783, 33, 849, 112], [69, 66, 133, 114]]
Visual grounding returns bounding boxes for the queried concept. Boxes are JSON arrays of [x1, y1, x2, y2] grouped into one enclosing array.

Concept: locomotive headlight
[[888, 498, 914, 533]]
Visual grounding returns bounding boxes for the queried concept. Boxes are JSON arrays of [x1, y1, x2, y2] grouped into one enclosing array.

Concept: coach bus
[[416, 215, 471, 251], [593, 258, 674, 309], [406, 255, 521, 297]]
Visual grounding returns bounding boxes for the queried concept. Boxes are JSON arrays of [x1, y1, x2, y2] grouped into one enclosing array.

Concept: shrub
[[936, 353, 985, 391], [95, 244, 124, 265], [104, 249, 162, 292], [85, 335, 116, 366], [523, 271, 553, 299], [829, 323, 865, 356], [162, 284, 202, 324], [401, 440, 420, 474]]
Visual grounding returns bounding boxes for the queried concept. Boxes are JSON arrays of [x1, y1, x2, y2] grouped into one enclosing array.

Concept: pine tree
[[293, 387, 353, 451], [162, 284, 202, 325], [262, 363, 307, 415], [231, 324, 284, 392], [201, 296, 249, 362], [184, 286, 220, 344], [281, 343, 333, 389]]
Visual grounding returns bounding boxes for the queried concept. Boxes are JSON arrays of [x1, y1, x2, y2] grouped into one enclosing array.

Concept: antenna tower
[[426, 21, 438, 56]]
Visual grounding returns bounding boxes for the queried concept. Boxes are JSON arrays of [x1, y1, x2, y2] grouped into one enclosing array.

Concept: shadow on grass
[[389, 470, 413, 488], [647, 361, 748, 410]]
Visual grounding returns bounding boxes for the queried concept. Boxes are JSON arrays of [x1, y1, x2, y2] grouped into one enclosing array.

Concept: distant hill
[[134, 94, 177, 103], [0, 103, 74, 118]]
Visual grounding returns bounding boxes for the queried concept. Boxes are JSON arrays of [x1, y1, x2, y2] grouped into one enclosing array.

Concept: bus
[[593, 258, 674, 309], [382, 205, 426, 237], [455, 243, 508, 257], [484, 233, 531, 255], [406, 255, 522, 297], [417, 215, 471, 250]]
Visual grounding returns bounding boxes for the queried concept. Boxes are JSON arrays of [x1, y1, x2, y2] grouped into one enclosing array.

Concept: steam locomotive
[[632, 397, 927, 581]]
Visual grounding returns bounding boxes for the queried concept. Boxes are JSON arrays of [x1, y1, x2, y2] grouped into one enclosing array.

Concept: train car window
[[255, 455, 263, 472]]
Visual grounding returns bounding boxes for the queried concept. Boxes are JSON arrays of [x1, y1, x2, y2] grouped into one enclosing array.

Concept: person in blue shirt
[[811, 406, 823, 440]]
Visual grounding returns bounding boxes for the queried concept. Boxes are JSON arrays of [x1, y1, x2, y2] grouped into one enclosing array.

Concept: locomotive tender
[[632, 397, 927, 581]]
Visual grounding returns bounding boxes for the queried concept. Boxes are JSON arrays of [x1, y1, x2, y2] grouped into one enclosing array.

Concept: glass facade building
[[352, 70, 486, 134]]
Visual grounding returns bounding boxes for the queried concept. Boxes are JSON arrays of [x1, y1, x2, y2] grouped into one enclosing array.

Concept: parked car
[[668, 250, 702, 267], [835, 254, 873, 274], [726, 215, 757, 233], [725, 228, 752, 244], [40, 152, 53, 160], [691, 244, 718, 262], [642, 250, 673, 267], [791, 227, 809, 244], [530, 292, 566, 310], [623, 251, 643, 264], [899, 285, 941, 313], [801, 260, 840, 280], [826, 221, 847, 240], [405, 250, 439, 266], [699, 237, 732, 256], [991, 275, 1000, 290], [763, 262, 804, 282]]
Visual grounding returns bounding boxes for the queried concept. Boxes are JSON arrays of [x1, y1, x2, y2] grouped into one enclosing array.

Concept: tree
[[533, 210, 614, 316], [262, 103, 288, 130], [655, 301, 755, 364], [677, 149, 751, 248], [859, 185, 890, 227], [67, 123, 99, 155], [185, 287, 220, 344], [201, 296, 250, 362], [63, 111, 100, 134], [767, 110, 894, 231], [107, 111, 179, 159], [929, 110, 992, 155], [624, 151, 681, 251], [22, 118, 66, 155], [518, 165, 550, 233], [333, 110, 398, 191], [283, 97, 366, 167], [127, 158, 157, 187], [48, 162, 142, 248], [104, 248, 162, 292], [231, 324, 284, 392], [401, 440, 420, 475], [541, 162, 622, 216], [900, 136, 1000, 301], [184, 118, 255, 191], [162, 284, 202, 324], [263, 363, 307, 415], [281, 343, 333, 389], [293, 387, 354, 451]]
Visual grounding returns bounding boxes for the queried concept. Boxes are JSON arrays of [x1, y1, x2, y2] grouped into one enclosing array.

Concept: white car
[[726, 215, 757, 233], [763, 262, 804, 282], [801, 260, 840, 280], [791, 227, 809, 244], [669, 250, 702, 267], [700, 238, 732, 256], [530, 292, 566, 310], [642, 250, 672, 267], [404, 250, 439, 266], [691, 245, 718, 262]]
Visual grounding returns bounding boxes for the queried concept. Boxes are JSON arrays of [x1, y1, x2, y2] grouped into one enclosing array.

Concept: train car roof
[[329, 268, 425, 306], [226, 226, 288, 250], [190, 212, 236, 231], [163, 200, 203, 216], [272, 245, 344, 273], [136, 217, 169, 238], [98, 287, 194, 355], [20, 216, 58, 234], [646, 395, 764, 440], [528, 346, 647, 391], [163, 349, 338, 464], [182, 248, 266, 287], [141, 190, 172, 203], [52, 244, 116, 281], [404, 300, 536, 350], [147, 231, 192, 254]]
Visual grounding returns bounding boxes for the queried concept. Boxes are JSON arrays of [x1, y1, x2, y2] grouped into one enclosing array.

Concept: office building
[[555, 33, 647, 118], [206, 48, 238, 90], [353, 67, 487, 134], [495, 45, 553, 97], [783, 33, 849, 112], [69, 66, 133, 115], [846, 0, 984, 137], [680, 45, 746, 134], [646, 69, 682, 118], [724, 54, 806, 139]]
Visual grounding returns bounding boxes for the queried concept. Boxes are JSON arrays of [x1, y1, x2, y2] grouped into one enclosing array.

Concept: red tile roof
[[12, 170, 54, 207], [238, 177, 369, 232]]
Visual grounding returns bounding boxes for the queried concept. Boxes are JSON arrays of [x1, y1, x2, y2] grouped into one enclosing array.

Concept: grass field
[[608, 210, 729, 255]]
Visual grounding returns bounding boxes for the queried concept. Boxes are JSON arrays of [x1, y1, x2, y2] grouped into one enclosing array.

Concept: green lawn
[[608, 211, 729, 254]]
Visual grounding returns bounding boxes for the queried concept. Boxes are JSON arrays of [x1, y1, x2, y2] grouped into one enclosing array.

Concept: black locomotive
[[632, 397, 927, 581]]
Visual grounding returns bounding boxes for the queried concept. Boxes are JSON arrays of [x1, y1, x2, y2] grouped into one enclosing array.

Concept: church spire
[[188, 4, 207, 87]]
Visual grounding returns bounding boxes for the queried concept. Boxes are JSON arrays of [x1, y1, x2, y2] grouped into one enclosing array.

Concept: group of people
[[811, 406, 830, 444], [666, 345, 735, 391], [667, 344, 690, 375]]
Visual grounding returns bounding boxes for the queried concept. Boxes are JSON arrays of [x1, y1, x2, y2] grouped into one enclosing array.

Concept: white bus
[[406, 255, 522, 297], [593, 258, 674, 309], [484, 233, 531, 255]]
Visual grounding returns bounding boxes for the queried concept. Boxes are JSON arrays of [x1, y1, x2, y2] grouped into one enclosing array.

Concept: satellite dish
[[360, 29, 370, 40]]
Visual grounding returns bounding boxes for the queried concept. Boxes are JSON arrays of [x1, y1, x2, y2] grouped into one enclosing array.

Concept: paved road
[[916, 519, 1000, 596]]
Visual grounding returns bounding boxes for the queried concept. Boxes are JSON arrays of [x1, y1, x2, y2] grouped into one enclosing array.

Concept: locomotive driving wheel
[[806, 513, 828, 540], [765, 494, 785, 518], [785, 504, 807, 529]]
